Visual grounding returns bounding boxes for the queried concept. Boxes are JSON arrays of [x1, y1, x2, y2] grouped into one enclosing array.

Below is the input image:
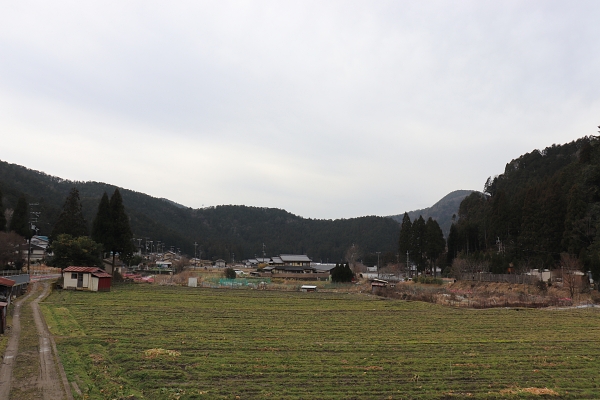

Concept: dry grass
[[143, 348, 181, 359], [499, 387, 559, 396], [376, 280, 595, 309]]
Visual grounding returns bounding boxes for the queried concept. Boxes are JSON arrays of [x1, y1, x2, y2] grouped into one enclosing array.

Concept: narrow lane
[[0, 281, 73, 400], [31, 282, 72, 400], [0, 282, 37, 398]]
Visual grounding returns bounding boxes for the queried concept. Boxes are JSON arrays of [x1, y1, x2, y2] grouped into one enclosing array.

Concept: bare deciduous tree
[[345, 244, 361, 274], [561, 253, 582, 300]]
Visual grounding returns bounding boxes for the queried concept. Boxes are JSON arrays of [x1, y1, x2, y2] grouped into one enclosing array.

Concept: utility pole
[[376, 251, 381, 278], [194, 242, 198, 267], [262, 243, 266, 259], [407, 251, 410, 279], [27, 204, 40, 276]]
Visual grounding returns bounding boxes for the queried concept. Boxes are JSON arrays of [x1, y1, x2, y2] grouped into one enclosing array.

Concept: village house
[[249, 254, 332, 281], [62, 266, 112, 292], [103, 258, 125, 276]]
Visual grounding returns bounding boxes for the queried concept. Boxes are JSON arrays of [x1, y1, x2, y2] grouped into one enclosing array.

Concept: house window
[[71, 273, 78, 279]]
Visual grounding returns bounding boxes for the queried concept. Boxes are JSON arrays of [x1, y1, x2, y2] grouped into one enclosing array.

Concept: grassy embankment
[[41, 284, 600, 399]]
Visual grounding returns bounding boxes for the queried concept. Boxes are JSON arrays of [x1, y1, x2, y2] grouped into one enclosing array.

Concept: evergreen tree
[[331, 262, 353, 282], [48, 234, 103, 269], [411, 216, 426, 272], [398, 213, 412, 263], [0, 190, 6, 232], [447, 223, 459, 266], [10, 195, 31, 239], [92, 192, 112, 255], [425, 217, 445, 277], [343, 263, 354, 281], [108, 189, 134, 274], [51, 188, 88, 239]]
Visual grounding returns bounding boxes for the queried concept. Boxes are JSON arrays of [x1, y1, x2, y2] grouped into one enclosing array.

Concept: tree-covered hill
[[0, 160, 399, 262], [389, 190, 473, 237], [450, 135, 600, 280]]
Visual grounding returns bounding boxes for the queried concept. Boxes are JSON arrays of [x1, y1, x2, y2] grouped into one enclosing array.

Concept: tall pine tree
[[411, 216, 426, 273], [51, 188, 88, 239], [91, 192, 112, 256], [110, 189, 133, 275], [446, 223, 459, 266], [398, 213, 412, 264], [425, 217, 445, 277]]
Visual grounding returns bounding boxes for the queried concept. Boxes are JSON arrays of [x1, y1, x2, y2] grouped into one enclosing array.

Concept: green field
[[41, 284, 600, 399]]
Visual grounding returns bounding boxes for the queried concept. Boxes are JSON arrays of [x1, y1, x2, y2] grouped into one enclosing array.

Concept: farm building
[[6, 274, 30, 297], [103, 258, 125, 276], [300, 285, 317, 292], [370, 278, 388, 292], [0, 277, 16, 304], [62, 266, 112, 292]]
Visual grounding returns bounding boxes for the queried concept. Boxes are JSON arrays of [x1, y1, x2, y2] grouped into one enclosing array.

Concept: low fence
[[459, 273, 539, 285], [253, 272, 330, 281], [200, 277, 272, 289], [0, 270, 20, 276]]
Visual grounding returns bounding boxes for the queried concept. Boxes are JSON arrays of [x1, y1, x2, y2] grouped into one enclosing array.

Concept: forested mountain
[[0, 160, 399, 263], [450, 135, 600, 280], [389, 190, 473, 236]]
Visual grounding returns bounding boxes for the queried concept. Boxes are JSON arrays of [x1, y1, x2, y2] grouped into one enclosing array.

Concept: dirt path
[[31, 282, 73, 400], [0, 282, 73, 400], [0, 282, 36, 398]]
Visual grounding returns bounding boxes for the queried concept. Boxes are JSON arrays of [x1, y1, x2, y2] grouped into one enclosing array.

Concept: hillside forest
[[0, 160, 400, 265], [447, 134, 600, 282]]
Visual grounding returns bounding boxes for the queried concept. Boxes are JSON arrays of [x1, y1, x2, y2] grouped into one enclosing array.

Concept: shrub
[[536, 280, 547, 292], [224, 267, 236, 279]]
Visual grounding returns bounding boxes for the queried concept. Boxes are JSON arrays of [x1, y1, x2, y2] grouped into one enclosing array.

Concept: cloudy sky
[[1, 1, 599, 219]]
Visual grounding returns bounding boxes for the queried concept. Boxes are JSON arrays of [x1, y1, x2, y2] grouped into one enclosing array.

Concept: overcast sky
[[1, 1, 599, 219]]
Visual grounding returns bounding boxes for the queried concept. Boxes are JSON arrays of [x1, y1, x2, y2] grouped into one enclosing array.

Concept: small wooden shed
[[370, 278, 388, 293], [63, 266, 112, 292], [0, 277, 16, 305]]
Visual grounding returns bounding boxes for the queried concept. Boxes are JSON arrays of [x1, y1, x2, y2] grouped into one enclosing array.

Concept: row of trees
[[397, 213, 445, 275], [48, 188, 133, 274]]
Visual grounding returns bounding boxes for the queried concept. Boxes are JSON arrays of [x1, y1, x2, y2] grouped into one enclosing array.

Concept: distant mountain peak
[[388, 190, 475, 237]]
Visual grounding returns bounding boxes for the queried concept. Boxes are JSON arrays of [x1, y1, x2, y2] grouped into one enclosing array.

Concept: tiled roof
[[280, 254, 312, 262], [64, 266, 105, 273], [274, 266, 315, 271]]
